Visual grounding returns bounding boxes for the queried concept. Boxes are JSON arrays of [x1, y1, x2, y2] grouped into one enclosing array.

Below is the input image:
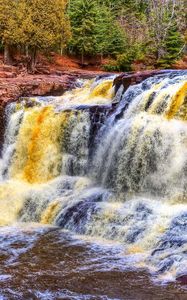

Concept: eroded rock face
[[113, 70, 176, 93], [0, 75, 76, 106]]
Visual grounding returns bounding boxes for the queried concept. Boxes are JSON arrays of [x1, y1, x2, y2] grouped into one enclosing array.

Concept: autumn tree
[[0, 0, 71, 71], [0, 0, 24, 64], [24, 0, 71, 71]]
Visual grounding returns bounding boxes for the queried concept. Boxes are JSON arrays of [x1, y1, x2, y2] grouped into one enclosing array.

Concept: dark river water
[[0, 225, 186, 300]]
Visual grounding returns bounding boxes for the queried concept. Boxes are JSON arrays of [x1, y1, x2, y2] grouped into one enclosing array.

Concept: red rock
[[0, 71, 17, 78], [113, 70, 177, 93]]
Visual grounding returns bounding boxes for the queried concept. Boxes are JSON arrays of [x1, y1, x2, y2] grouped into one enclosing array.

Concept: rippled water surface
[[0, 225, 186, 300]]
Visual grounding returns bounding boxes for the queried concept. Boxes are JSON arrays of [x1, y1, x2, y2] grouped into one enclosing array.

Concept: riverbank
[[0, 67, 110, 106], [0, 63, 180, 106]]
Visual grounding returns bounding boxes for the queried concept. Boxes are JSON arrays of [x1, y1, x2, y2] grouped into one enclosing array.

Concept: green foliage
[[95, 5, 125, 56], [103, 44, 146, 72], [0, 0, 71, 65], [24, 0, 71, 51], [98, 0, 147, 17], [157, 22, 184, 68], [68, 0, 98, 60], [0, 0, 186, 69], [68, 0, 125, 62]]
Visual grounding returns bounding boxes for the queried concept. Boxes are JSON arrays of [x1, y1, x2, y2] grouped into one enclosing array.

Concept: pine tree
[[158, 22, 184, 68], [68, 0, 125, 63], [95, 5, 125, 60], [68, 0, 98, 64]]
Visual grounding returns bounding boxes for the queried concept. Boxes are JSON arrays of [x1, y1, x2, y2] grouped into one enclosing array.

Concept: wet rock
[[0, 71, 17, 78], [114, 70, 179, 94], [126, 227, 144, 243], [157, 256, 179, 274], [176, 274, 187, 285], [151, 213, 187, 257], [56, 191, 105, 233], [88, 104, 115, 155], [0, 106, 5, 154]]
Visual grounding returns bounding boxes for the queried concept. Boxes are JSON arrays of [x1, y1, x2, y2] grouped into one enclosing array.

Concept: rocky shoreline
[[0, 66, 180, 106], [0, 68, 108, 106]]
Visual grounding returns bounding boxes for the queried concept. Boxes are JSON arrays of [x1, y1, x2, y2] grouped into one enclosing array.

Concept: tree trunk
[[81, 51, 84, 65], [4, 44, 12, 65], [25, 45, 29, 57], [30, 48, 37, 74], [100, 53, 103, 64]]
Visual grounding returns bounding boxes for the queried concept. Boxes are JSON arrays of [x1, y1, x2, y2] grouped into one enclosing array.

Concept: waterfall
[[0, 71, 187, 282]]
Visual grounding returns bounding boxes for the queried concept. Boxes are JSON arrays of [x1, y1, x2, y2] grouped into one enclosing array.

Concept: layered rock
[[113, 69, 177, 93]]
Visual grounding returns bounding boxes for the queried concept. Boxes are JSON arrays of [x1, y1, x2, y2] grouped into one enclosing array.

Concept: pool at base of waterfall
[[0, 224, 186, 300]]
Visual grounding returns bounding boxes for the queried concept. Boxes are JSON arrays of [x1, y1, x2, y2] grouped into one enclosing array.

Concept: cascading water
[[0, 72, 187, 289]]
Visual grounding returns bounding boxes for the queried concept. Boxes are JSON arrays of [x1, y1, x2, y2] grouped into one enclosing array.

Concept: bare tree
[[147, 0, 185, 59]]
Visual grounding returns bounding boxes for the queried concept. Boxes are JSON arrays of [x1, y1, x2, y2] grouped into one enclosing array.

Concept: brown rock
[[113, 70, 177, 93], [176, 274, 187, 285]]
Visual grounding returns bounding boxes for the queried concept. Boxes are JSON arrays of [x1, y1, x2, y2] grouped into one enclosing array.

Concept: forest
[[0, 0, 186, 72]]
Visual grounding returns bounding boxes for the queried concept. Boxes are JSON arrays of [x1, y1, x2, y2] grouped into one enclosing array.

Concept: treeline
[[0, 0, 71, 71], [0, 0, 186, 72]]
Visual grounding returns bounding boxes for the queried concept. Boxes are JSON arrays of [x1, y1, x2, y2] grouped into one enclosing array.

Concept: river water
[[0, 225, 187, 300], [0, 72, 187, 299]]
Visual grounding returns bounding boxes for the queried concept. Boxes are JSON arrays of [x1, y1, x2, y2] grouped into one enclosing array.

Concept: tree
[[0, 0, 22, 64], [95, 5, 125, 60], [157, 21, 184, 67], [68, 0, 98, 64], [0, 0, 71, 70], [25, 0, 71, 71], [147, 0, 184, 60], [68, 0, 125, 63]]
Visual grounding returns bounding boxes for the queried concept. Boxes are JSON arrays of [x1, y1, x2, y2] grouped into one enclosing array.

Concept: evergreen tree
[[0, 0, 186, 70], [68, 0, 98, 64], [158, 22, 184, 68], [0, 0, 71, 69], [98, 0, 147, 17], [95, 5, 125, 60], [68, 0, 125, 63]]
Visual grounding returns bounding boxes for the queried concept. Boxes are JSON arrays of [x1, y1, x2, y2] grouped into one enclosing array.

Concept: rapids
[[0, 71, 187, 296]]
